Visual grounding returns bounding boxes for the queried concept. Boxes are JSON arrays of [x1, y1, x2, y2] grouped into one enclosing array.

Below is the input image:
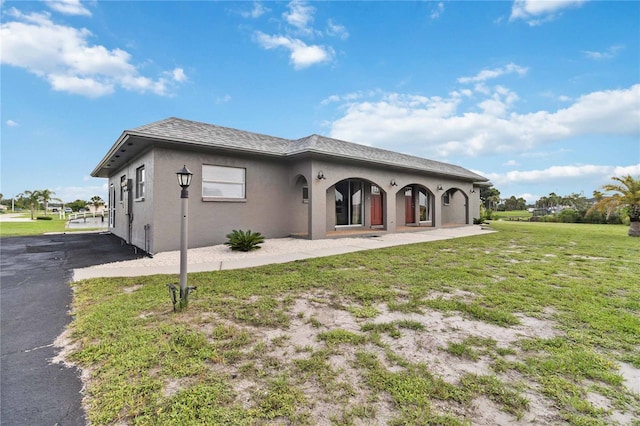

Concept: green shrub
[[36, 216, 53, 220], [558, 209, 577, 223], [225, 229, 265, 252]]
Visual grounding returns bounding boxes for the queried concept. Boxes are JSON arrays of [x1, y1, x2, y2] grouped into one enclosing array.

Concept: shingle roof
[[93, 117, 488, 182]]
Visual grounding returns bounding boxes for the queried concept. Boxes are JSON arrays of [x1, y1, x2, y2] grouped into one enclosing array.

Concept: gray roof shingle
[[95, 117, 488, 182]]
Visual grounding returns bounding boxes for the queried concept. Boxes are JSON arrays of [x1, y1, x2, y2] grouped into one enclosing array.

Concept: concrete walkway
[[73, 225, 494, 281]]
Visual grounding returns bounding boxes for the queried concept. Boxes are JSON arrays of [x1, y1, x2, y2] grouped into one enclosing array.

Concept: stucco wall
[[146, 147, 298, 253], [107, 148, 483, 253], [441, 188, 468, 225], [107, 149, 155, 251]]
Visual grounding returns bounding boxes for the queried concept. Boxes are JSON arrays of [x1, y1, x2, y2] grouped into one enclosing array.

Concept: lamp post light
[[177, 165, 193, 309]]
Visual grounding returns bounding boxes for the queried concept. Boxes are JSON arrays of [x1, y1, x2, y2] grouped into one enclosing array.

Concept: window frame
[[135, 165, 145, 201], [119, 175, 126, 202], [443, 189, 452, 205], [202, 164, 247, 202]]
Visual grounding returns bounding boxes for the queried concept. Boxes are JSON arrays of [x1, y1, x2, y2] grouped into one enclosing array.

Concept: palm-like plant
[[20, 190, 41, 220], [225, 229, 265, 251], [588, 175, 640, 237], [39, 189, 61, 216], [90, 195, 105, 212]]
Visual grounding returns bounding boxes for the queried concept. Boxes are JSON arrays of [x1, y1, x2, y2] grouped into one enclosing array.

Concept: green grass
[[491, 210, 532, 220], [0, 212, 104, 236], [66, 222, 640, 425]]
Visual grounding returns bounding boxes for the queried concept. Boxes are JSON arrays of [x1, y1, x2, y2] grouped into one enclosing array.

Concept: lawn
[[64, 222, 639, 425], [0, 212, 104, 237], [491, 210, 532, 220]]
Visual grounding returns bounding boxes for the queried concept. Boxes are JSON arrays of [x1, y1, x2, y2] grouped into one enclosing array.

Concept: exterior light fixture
[[317, 170, 326, 180], [390, 179, 397, 187], [175, 165, 194, 311], [177, 165, 193, 191], [437, 184, 443, 191], [470, 187, 476, 193]]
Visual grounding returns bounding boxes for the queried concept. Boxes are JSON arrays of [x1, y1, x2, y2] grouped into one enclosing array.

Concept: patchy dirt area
[[56, 288, 640, 425]]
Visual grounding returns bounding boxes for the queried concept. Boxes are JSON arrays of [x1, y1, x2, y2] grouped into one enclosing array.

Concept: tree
[[587, 175, 640, 237], [38, 189, 61, 216], [66, 199, 89, 212], [19, 190, 41, 220], [90, 196, 105, 211], [480, 187, 500, 211]]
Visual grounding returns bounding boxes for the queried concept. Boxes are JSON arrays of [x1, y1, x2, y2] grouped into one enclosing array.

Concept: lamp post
[[177, 165, 193, 309]]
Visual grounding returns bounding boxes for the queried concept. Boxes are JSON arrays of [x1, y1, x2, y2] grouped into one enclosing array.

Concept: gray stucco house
[[92, 117, 491, 254]]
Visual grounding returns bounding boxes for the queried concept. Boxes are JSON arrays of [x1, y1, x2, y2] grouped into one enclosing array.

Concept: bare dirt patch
[[211, 291, 569, 424]]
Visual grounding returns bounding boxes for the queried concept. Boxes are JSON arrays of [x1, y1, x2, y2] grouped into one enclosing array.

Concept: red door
[[405, 189, 415, 224], [371, 193, 383, 226]]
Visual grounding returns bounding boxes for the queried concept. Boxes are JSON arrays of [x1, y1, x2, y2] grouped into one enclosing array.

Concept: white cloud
[[477, 85, 519, 117], [46, 0, 92, 16], [517, 193, 540, 204], [254, 31, 333, 69], [613, 164, 640, 176], [510, 0, 586, 26], [430, 2, 445, 20], [503, 160, 519, 166], [320, 89, 382, 105], [55, 182, 108, 203], [327, 84, 639, 158], [481, 163, 640, 187], [0, 9, 185, 97], [240, 2, 268, 19], [252, 1, 346, 69], [583, 45, 624, 60], [170, 68, 187, 82], [283, 0, 315, 34], [6, 119, 19, 127], [458, 63, 528, 84], [326, 19, 349, 40]]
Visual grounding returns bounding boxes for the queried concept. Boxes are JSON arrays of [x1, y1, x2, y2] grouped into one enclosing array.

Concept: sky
[[1, 0, 639, 204]]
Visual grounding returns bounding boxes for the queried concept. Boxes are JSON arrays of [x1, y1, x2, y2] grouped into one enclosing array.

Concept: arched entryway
[[331, 178, 386, 230], [401, 184, 435, 227], [441, 188, 469, 225]]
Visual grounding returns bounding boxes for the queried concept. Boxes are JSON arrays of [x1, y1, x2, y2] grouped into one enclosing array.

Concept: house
[[91, 117, 491, 254]]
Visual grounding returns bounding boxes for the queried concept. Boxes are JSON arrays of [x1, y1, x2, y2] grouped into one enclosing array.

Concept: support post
[[179, 187, 189, 308]]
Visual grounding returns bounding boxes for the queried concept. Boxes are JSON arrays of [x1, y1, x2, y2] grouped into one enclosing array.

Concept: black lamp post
[[177, 165, 193, 309]]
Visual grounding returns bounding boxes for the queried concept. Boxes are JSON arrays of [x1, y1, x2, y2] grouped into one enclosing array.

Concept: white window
[[202, 165, 245, 200], [135, 166, 145, 199], [120, 175, 126, 201]]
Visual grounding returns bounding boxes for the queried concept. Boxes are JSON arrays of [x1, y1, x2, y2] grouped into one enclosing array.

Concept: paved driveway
[[1, 233, 143, 426]]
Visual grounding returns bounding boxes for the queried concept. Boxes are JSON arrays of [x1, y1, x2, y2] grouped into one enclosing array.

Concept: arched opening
[[328, 178, 386, 231], [441, 188, 469, 226], [400, 184, 435, 227], [290, 175, 309, 236]]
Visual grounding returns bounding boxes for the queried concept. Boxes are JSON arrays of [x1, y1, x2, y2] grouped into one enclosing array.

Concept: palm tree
[[20, 190, 41, 220], [588, 175, 640, 237], [90, 195, 104, 212], [38, 189, 61, 216]]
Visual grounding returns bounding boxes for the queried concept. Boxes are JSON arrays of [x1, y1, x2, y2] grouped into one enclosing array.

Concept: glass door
[[335, 180, 363, 226]]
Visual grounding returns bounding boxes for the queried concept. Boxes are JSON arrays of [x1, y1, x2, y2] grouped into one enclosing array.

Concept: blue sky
[[1, 0, 638, 204]]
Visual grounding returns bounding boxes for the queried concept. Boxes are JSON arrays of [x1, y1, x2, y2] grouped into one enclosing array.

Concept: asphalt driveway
[[1, 233, 143, 426]]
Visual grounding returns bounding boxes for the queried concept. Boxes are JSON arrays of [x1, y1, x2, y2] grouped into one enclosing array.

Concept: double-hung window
[[202, 165, 246, 200]]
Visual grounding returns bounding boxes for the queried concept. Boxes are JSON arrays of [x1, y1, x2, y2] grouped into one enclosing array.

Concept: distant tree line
[[479, 175, 640, 232], [1, 190, 104, 220]]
